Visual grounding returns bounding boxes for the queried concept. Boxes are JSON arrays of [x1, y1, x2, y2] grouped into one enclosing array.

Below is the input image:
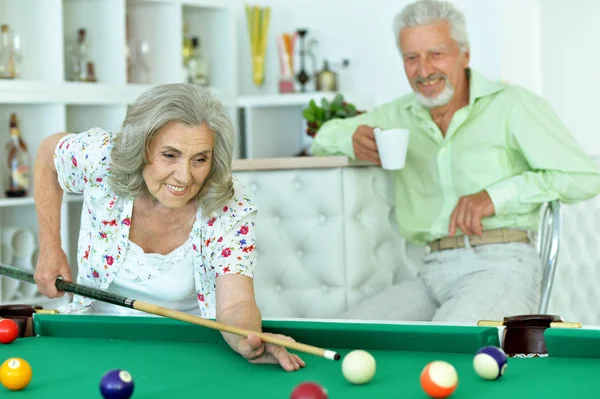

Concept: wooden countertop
[[232, 156, 373, 171]]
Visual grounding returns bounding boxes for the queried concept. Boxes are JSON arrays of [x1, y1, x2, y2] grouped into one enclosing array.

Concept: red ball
[[290, 381, 328, 399], [0, 319, 19, 344]]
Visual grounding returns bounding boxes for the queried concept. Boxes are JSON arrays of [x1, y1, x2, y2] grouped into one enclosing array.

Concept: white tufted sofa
[[233, 156, 600, 326]]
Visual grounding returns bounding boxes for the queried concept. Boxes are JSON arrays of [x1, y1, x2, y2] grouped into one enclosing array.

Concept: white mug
[[373, 127, 410, 170]]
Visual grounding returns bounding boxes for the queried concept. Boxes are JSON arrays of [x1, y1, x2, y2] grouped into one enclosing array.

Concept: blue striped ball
[[473, 346, 508, 380]]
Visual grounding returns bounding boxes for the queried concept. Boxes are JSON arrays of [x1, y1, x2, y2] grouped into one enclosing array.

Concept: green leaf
[[316, 107, 325, 120], [303, 108, 315, 120], [320, 98, 330, 110], [335, 109, 348, 118], [308, 99, 318, 111], [345, 104, 357, 115], [332, 94, 344, 109]]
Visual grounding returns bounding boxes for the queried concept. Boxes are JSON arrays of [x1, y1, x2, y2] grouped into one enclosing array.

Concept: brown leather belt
[[428, 228, 530, 252]]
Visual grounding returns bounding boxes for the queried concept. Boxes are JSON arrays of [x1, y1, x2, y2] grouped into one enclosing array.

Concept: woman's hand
[[34, 247, 72, 298], [237, 333, 306, 371]]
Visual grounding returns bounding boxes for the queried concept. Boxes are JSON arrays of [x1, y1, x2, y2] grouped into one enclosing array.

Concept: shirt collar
[[405, 68, 505, 115]]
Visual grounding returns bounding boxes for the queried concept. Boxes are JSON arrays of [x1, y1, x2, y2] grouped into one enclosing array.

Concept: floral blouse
[[53, 127, 257, 318]]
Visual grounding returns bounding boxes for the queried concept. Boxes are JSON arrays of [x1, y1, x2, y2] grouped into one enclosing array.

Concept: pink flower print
[[84, 246, 90, 260], [96, 177, 102, 182], [223, 206, 228, 212], [217, 237, 223, 243], [122, 218, 131, 226], [239, 225, 249, 235], [197, 293, 205, 302], [72, 157, 78, 167], [223, 266, 231, 273], [193, 244, 197, 251], [84, 175, 88, 183], [106, 256, 114, 266], [100, 232, 107, 239], [92, 270, 99, 278], [221, 248, 231, 258], [207, 217, 216, 226], [205, 238, 211, 247]]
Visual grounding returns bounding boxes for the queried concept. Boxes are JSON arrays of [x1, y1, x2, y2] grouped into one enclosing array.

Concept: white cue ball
[[341, 350, 376, 385]]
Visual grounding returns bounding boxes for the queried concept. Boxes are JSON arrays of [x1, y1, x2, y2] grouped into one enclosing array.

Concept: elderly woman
[[33, 83, 304, 371]]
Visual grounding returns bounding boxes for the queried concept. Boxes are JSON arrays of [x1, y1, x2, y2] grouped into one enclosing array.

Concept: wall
[[540, 0, 600, 155]]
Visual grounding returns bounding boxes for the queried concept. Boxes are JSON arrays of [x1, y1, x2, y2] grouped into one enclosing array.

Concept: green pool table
[[1, 314, 598, 398]]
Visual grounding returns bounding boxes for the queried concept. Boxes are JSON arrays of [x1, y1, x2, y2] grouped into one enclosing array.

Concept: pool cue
[[477, 320, 582, 329], [0, 263, 341, 361]]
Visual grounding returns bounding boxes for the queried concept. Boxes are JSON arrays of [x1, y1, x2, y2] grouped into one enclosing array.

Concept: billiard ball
[[473, 346, 508, 380], [99, 369, 134, 399], [0, 357, 32, 391], [341, 349, 376, 385], [420, 360, 458, 398], [0, 318, 19, 344], [290, 381, 328, 399]]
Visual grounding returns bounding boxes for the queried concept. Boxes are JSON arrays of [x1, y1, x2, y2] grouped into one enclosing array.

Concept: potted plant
[[302, 93, 364, 137]]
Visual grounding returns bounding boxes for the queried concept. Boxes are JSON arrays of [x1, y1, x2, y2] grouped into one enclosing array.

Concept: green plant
[[302, 94, 364, 137]]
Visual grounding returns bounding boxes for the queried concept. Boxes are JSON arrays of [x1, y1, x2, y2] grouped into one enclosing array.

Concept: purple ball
[[473, 346, 508, 380], [99, 369, 134, 399]]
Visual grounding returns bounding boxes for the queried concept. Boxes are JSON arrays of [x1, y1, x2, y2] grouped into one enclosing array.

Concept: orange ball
[[0, 358, 32, 390], [420, 361, 458, 398]]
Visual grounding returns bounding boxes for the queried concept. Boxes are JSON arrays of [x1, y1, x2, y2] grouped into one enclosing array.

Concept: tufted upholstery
[[546, 170, 600, 325], [236, 169, 347, 318], [236, 157, 600, 325]]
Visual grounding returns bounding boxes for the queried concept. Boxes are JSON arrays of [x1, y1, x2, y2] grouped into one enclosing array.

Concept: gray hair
[[393, 0, 469, 53], [108, 83, 235, 217]]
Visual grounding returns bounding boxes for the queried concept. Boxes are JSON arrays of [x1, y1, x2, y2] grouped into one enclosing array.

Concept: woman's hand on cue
[[238, 333, 306, 371], [34, 247, 72, 298]]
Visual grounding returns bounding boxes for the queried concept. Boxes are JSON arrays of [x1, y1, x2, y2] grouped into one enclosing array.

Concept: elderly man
[[311, 0, 600, 322]]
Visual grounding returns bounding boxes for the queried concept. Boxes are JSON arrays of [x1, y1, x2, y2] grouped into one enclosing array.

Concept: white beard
[[415, 79, 455, 109]]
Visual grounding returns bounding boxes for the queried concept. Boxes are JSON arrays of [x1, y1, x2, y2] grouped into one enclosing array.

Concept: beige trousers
[[342, 241, 543, 323]]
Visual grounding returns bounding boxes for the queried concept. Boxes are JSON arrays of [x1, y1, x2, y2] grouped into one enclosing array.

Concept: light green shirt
[[311, 69, 600, 245]]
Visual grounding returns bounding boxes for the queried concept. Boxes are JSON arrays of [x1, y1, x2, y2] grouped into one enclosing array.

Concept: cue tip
[[325, 350, 341, 361]]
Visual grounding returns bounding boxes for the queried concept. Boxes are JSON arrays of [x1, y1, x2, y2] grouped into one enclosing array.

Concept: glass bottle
[[0, 24, 15, 79], [71, 28, 88, 81], [5, 113, 29, 198], [187, 37, 208, 86]]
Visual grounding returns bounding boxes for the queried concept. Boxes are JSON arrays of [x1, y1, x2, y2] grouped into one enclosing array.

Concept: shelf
[[0, 80, 228, 105], [0, 197, 34, 207], [0, 80, 154, 104], [133, 0, 234, 10], [0, 194, 82, 208], [237, 92, 374, 109]]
